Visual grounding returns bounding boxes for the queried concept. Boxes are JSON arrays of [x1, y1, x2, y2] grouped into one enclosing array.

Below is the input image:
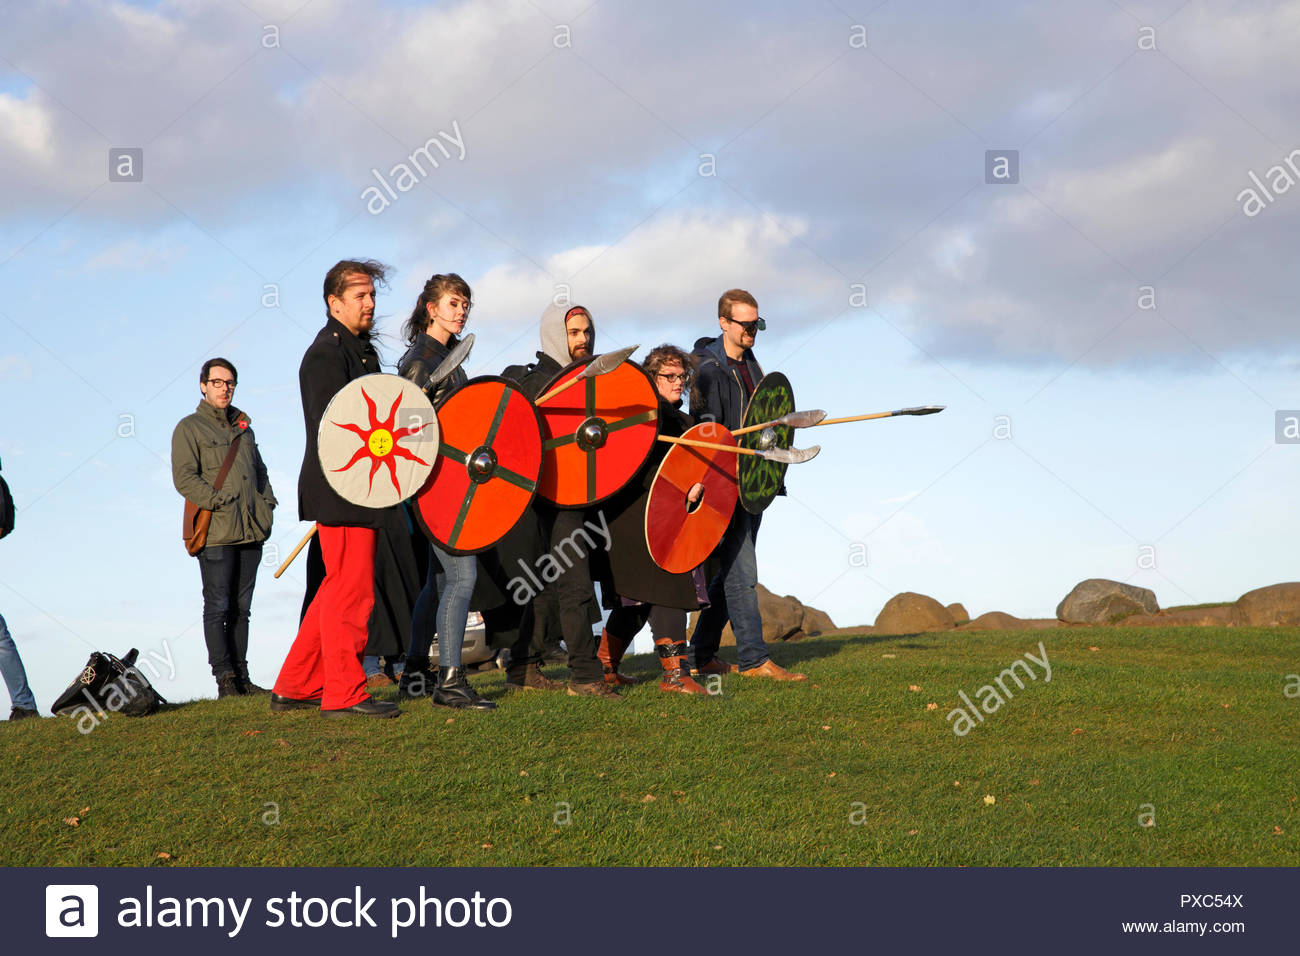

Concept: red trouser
[[274, 525, 375, 710]]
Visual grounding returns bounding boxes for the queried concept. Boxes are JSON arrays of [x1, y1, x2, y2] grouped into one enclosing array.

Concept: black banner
[[6, 867, 1291, 953]]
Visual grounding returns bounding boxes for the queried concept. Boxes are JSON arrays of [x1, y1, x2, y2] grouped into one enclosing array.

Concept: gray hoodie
[[538, 302, 593, 367]]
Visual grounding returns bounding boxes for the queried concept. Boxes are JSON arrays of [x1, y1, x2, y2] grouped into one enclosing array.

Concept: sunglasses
[[725, 316, 766, 334]]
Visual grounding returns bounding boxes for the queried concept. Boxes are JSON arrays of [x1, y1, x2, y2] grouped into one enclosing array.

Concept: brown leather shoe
[[505, 664, 563, 692], [739, 659, 807, 681], [365, 673, 395, 689], [695, 657, 737, 676], [566, 680, 625, 702]]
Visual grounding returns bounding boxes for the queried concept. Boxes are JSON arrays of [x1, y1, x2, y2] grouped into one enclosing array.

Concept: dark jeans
[[198, 542, 263, 677], [539, 508, 603, 684], [689, 508, 768, 671]]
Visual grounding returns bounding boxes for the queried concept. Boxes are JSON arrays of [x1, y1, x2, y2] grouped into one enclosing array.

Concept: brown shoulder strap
[[211, 433, 244, 493]]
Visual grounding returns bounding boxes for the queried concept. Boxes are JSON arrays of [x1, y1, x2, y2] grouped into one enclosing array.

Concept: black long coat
[[603, 397, 700, 610], [296, 317, 387, 529]]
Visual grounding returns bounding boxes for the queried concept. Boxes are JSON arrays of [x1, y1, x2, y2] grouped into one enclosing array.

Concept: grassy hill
[[2, 625, 1296, 867]]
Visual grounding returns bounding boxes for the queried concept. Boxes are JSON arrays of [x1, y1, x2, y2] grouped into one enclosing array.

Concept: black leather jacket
[[398, 332, 468, 407], [296, 318, 385, 528]]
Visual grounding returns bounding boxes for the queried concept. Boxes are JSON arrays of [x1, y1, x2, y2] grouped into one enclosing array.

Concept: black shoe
[[432, 666, 497, 711], [321, 697, 402, 719], [237, 674, 271, 695], [8, 706, 39, 721], [269, 693, 321, 711], [216, 673, 243, 698], [398, 657, 437, 700]]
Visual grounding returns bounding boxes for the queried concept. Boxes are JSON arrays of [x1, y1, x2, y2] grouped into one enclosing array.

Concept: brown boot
[[655, 638, 709, 695], [598, 628, 641, 685], [505, 662, 563, 693]]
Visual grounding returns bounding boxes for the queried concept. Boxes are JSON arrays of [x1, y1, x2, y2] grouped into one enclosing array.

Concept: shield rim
[[412, 374, 544, 556], [644, 422, 739, 574], [317, 372, 438, 509], [535, 357, 660, 509]]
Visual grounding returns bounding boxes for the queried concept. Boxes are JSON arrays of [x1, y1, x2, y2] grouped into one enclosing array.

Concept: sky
[[1, 0, 1297, 708]]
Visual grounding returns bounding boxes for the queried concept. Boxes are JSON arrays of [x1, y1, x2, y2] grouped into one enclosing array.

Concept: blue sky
[[1, 0, 1297, 707]]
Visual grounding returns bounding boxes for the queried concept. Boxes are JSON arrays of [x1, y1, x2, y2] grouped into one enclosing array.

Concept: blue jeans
[[0, 613, 37, 711], [198, 542, 262, 677], [409, 541, 477, 668], [689, 509, 768, 671]]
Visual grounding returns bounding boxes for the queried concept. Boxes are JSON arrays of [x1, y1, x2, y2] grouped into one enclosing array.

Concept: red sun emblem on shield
[[330, 386, 431, 494]]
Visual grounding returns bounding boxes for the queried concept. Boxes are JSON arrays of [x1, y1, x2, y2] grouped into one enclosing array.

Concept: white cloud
[[473, 208, 834, 324], [0, 92, 54, 161]]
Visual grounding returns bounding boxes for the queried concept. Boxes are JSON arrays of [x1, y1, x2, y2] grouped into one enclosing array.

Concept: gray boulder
[[685, 583, 836, 645], [874, 592, 956, 635], [965, 611, 1030, 630], [1231, 583, 1300, 626], [802, 607, 836, 636], [1056, 579, 1158, 624]]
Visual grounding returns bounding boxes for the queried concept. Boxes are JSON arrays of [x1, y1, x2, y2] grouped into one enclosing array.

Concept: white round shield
[[318, 373, 439, 508]]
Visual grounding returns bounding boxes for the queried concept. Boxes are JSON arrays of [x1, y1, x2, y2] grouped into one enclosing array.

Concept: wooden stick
[[809, 406, 945, 427], [274, 524, 317, 579], [731, 409, 826, 437], [534, 374, 585, 406], [657, 435, 767, 457], [812, 411, 895, 426], [534, 344, 639, 405]]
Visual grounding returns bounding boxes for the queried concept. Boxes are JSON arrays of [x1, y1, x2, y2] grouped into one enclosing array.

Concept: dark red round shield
[[413, 376, 543, 555], [645, 422, 739, 574], [536, 359, 659, 508]]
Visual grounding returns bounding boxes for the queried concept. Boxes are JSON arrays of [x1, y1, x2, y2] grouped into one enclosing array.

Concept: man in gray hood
[[501, 302, 619, 699], [505, 301, 594, 394]]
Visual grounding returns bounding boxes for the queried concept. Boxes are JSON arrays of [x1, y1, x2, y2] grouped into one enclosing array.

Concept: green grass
[[2, 626, 1297, 867]]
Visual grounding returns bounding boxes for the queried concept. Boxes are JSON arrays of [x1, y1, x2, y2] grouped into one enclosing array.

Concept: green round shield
[[738, 371, 794, 514]]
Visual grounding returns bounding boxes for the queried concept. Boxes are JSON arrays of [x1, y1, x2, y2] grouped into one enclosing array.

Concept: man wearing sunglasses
[[172, 357, 278, 698], [687, 289, 806, 682]]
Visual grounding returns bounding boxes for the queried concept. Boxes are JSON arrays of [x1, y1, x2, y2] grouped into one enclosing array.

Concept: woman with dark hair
[[599, 344, 710, 695], [395, 274, 495, 711]]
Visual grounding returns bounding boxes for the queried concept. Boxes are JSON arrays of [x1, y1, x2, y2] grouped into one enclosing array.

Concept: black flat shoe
[[269, 693, 321, 711], [321, 697, 401, 718]]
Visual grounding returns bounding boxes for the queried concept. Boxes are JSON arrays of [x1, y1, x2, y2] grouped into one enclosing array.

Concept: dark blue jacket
[[689, 335, 763, 431]]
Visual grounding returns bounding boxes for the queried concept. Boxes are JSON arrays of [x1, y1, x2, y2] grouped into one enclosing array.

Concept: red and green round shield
[[535, 359, 659, 508], [413, 377, 543, 555]]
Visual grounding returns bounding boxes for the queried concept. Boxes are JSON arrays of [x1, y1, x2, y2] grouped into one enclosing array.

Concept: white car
[[428, 612, 502, 670]]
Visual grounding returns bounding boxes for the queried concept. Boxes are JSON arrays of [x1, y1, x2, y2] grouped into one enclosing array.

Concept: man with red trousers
[[271, 259, 402, 718]]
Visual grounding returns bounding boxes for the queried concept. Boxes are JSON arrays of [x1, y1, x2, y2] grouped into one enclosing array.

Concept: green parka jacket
[[171, 401, 276, 547]]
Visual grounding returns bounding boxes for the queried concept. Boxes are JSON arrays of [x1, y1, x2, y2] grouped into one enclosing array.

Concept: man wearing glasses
[[688, 289, 806, 681], [171, 357, 277, 698]]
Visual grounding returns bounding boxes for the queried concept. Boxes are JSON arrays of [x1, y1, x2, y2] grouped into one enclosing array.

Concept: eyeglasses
[[724, 316, 766, 334], [206, 379, 237, 390], [656, 372, 691, 384]]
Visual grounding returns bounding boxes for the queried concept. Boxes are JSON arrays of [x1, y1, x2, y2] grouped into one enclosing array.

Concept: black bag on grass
[[51, 648, 166, 717]]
